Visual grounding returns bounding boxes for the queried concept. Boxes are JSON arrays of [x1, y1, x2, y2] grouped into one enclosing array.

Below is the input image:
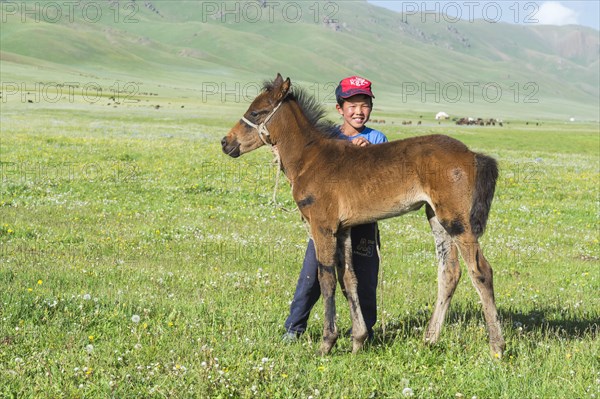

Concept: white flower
[[83, 294, 91, 300], [131, 315, 141, 323], [402, 387, 414, 397], [86, 344, 94, 354], [261, 357, 269, 363]]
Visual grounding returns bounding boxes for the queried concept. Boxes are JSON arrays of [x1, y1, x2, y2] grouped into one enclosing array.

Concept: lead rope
[[376, 224, 385, 338], [271, 146, 282, 205]]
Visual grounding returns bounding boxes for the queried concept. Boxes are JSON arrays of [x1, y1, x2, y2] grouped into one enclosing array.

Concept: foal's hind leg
[[336, 229, 368, 353], [455, 237, 505, 358], [424, 205, 462, 345]]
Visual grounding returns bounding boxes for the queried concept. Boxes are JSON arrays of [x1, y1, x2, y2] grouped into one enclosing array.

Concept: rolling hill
[[1, 0, 598, 120]]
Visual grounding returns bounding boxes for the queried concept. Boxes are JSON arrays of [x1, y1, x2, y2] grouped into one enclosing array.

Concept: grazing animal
[[221, 74, 505, 357]]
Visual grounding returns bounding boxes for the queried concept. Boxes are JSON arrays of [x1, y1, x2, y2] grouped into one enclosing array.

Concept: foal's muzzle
[[221, 136, 241, 158]]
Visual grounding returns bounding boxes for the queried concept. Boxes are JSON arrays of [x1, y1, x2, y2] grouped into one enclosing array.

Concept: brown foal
[[221, 74, 505, 357]]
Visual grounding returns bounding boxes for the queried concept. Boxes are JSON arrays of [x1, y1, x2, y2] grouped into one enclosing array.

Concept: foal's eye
[[250, 111, 259, 117]]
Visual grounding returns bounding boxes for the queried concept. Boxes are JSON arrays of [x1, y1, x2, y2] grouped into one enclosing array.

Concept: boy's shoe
[[281, 331, 300, 343]]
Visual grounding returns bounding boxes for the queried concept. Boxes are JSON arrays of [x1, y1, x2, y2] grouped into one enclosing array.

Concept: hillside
[[1, 0, 598, 119]]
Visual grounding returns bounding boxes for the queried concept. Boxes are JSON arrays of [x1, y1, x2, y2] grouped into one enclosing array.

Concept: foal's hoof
[[318, 339, 336, 356], [490, 341, 506, 360], [351, 340, 364, 354]]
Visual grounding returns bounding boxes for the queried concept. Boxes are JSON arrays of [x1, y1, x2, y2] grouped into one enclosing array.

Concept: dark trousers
[[284, 223, 380, 336]]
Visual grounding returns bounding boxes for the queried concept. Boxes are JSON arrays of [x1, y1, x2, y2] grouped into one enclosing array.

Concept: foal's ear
[[275, 77, 291, 101], [274, 73, 284, 86]]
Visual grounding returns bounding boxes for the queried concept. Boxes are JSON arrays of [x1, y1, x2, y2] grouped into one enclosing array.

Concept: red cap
[[335, 76, 374, 101]]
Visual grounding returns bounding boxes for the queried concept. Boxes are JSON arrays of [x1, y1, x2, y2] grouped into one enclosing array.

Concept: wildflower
[[88, 335, 94, 342], [83, 294, 91, 300], [86, 344, 94, 354], [131, 315, 141, 323], [37, 280, 43, 285], [14, 357, 23, 364], [402, 387, 414, 397]]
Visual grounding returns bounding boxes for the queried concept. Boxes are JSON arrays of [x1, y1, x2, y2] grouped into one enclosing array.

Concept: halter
[[240, 96, 288, 205], [240, 97, 286, 146]]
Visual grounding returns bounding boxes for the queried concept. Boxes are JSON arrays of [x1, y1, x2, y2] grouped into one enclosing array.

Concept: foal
[[221, 74, 505, 357]]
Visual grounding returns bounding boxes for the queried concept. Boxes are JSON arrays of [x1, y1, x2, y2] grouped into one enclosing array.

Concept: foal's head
[[221, 73, 290, 158]]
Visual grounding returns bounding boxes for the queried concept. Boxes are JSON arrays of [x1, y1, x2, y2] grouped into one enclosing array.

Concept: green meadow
[[1, 1, 599, 397], [1, 93, 598, 398]]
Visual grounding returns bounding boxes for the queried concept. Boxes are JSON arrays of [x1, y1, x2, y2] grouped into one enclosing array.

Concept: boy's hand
[[351, 137, 370, 147]]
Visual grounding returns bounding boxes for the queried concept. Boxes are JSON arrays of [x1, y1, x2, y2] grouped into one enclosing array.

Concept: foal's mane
[[263, 81, 340, 139]]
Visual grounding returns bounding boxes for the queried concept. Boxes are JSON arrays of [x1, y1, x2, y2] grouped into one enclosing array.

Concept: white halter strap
[[240, 98, 286, 145]]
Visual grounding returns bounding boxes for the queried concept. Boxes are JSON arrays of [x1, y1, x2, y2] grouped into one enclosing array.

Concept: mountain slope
[[1, 0, 598, 119]]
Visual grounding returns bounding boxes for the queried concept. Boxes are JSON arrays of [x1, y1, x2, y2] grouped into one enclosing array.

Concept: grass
[[0, 95, 599, 398]]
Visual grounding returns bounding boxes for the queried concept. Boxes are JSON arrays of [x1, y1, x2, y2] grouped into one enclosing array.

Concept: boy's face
[[336, 94, 373, 132]]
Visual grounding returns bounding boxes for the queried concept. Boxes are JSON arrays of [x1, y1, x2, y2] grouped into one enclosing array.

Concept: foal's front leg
[[312, 228, 340, 355], [336, 229, 368, 353]]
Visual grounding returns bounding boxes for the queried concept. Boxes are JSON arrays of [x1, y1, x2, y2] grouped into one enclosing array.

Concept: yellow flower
[[37, 280, 43, 285], [89, 335, 94, 342], [27, 288, 33, 292]]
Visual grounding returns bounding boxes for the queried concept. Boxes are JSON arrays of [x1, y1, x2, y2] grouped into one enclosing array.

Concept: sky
[[368, 1, 600, 30]]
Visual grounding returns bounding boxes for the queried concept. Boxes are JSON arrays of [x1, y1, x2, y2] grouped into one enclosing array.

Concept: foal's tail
[[470, 153, 499, 238]]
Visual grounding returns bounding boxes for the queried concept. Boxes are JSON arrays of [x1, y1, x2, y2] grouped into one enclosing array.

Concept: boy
[[283, 76, 387, 341]]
